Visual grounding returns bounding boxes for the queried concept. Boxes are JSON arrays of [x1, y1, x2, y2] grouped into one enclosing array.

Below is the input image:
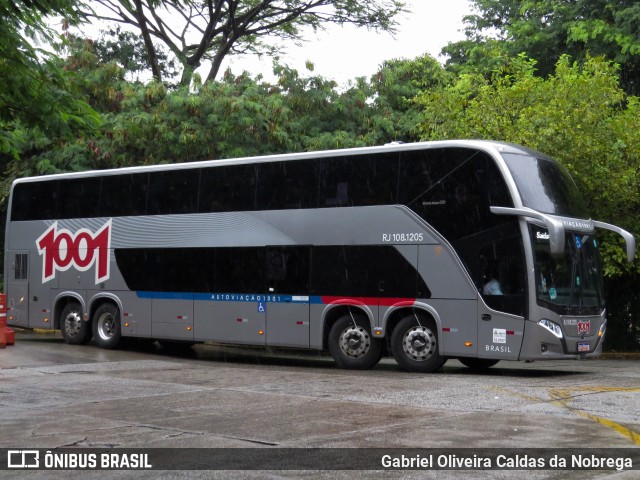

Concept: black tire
[[391, 314, 445, 373], [60, 302, 92, 345], [328, 314, 382, 370], [92, 303, 121, 349], [459, 358, 500, 371]]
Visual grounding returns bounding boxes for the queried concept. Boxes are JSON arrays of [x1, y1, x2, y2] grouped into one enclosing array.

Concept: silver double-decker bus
[[3, 140, 635, 372]]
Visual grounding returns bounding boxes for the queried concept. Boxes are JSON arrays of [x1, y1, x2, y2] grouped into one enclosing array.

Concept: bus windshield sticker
[[492, 328, 506, 344]]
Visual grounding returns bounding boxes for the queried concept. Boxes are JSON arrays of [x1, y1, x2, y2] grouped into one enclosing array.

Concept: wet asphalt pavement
[[0, 330, 638, 479]]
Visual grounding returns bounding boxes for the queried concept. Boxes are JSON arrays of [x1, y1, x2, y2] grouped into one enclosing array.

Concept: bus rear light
[[43, 318, 49, 323], [538, 319, 563, 339], [464, 342, 473, 347], [124, 322, 130, 328], [258, 330, 264, 335], [186, 326, 192, 332]]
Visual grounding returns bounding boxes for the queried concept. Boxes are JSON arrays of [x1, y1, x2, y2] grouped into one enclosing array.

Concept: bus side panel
[[151, 298, 194, 341], [5, 250, 30, 328], [194, 299, 266, 346], [378, 244, 419, 329], [309, 303, 325, 350], [6, 280, 29, 327], [417, 245, 477, 300], [416, 244, 479, 357], [266, 301, 310, 348], [426, 299, 478, 357], [29, 250, 54, 330], [113, 291, 151, 338], [476, 304, 524, 360]]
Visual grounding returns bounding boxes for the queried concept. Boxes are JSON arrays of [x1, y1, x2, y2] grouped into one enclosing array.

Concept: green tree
[[93, 26, 180, 83], [370, 54, 452, 143], [0, 0, 100, 165], [84, 0, 406, 85], [444, 0, 640, 94]]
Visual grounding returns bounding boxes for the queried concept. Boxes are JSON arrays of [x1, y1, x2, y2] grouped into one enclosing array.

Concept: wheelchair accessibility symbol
[[258, 301, 266, 313]]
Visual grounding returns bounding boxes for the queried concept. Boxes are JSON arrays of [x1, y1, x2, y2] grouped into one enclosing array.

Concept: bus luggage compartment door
[[266, 296, 310, 348], [151, 297, 194, 341]]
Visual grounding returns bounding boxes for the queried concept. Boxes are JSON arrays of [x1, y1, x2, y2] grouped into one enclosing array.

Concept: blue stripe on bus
[[136, 291, 320, 304]]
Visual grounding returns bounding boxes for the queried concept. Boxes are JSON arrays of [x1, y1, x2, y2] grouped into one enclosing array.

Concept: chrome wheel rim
[[402, 326, 436, 361], [97, 312, 115, 341], [64, 311, 82, 337], [339, 325, 371, 359]]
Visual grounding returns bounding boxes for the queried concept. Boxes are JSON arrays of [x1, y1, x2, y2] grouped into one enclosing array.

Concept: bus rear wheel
[[60, 302, 92, 345], [328, 314, 382, 370], [92, 303, 121, 349], [391, 314, 445, 373]]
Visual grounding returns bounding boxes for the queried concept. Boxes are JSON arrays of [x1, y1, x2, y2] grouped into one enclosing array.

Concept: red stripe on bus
[[321, 296, 416, 307]]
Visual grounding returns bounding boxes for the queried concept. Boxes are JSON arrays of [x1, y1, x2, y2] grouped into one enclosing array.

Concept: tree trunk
[[133, 0, 162, 82]]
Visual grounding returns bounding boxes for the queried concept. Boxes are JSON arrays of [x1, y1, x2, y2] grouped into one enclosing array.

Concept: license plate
[[578, 342, 590, 352]]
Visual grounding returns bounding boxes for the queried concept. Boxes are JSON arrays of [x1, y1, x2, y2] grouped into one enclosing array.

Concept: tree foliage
[[444, 0, 640, 94], [93, 26, 180, 82], [84, 0, 406, 85], [0, 0, 100, 166], [35, 61, 419, 170]]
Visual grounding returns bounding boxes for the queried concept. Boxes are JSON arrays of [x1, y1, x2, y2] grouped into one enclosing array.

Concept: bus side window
[[199, 165, 257, 213], [147, 170, 199, 215], [14, 254, 28, 280], [255, 162, 318, 210], [11, 181, 59, 221], [56, 177, 101, 219], [101, 173, 148, 217], [265, 247, 310, 293]]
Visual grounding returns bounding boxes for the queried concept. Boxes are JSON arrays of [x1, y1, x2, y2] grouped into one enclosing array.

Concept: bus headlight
[[538, 319, 563, 339]]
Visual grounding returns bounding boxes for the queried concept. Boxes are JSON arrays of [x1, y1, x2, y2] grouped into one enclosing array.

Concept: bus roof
[[11, 139, 539, 186]]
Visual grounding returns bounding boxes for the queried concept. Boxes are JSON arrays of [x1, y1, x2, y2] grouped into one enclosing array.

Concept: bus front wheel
[[328, 314, 382, 370], [92, 303, 122, 349], [60, 302, 92, 345], [391, 315, 445, 373]]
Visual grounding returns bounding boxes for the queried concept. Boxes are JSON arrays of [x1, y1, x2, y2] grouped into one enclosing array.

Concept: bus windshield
[[530, 225, 604, 315], [502, 153, 589, 218]]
